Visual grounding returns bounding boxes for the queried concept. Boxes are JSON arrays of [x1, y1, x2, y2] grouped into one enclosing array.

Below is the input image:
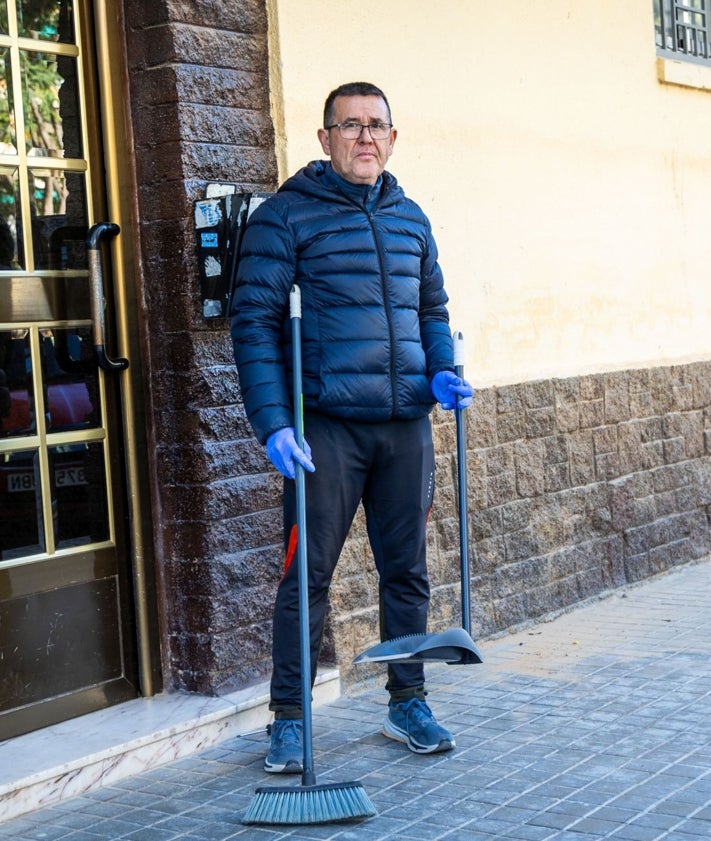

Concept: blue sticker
[[201, 232, 219, 248]]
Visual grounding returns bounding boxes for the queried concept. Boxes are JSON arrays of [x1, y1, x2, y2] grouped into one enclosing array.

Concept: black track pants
[[270, 412, 435, 716]]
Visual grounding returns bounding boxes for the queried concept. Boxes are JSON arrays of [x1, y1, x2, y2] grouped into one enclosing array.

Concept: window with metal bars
[[655, 0, 711, 62]]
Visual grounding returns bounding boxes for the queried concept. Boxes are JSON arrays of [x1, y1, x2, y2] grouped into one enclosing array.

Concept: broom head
[[242, 780, 376, 825]]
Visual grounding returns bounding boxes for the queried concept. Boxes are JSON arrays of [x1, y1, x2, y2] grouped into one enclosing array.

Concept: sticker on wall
[[193, 185, 273, 319]]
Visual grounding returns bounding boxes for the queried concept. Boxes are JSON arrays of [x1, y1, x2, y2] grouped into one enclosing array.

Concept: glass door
[[0, 0, 139, 739]]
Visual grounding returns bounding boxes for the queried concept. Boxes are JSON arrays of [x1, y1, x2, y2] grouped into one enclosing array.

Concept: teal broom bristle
[[242, 781, 376, 825]]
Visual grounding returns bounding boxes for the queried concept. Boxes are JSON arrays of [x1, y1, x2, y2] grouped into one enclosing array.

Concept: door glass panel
[[30, 169, 87, 269], [0, 327, 34, 435], [16, 0, 75, 44], [41, 325, 101, 431], [51, 442, 109, 548], [23, 50, 82, 158], [0, 167, 23, 269], [0, 3, 8, 35], [0, 447, 45, 559], [0, 47, 17, 153]]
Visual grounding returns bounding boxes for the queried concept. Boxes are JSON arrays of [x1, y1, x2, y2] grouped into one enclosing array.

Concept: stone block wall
[[332, 362, 711, 686]]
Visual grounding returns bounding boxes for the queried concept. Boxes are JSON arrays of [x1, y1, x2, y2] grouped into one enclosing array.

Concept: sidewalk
[[2, 558, 710, 840]]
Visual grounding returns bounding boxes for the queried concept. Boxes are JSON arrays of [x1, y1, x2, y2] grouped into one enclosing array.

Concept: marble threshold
[[0, 668, 341, 824]]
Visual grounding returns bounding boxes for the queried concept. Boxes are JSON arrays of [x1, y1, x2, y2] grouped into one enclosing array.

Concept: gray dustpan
[[354, 331, 483, 667], [352, 627, 482, 665]]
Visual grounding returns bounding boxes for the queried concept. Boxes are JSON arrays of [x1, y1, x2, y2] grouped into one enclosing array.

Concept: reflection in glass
[[0, 4, 8, 35], [40, 326, 101, 432], [0, 47, 17, 154], [0, 328, 35, 436], [23, 51, 82, 159], [50, 442, 108, 548], [30, 169, 87, 269], [0, 167, 23, 268], [0, 448, 45, 558], [17, 0, 75, 44]]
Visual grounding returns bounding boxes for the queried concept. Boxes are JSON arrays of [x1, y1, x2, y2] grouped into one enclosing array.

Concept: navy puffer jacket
[[230, 160, 454, 444]]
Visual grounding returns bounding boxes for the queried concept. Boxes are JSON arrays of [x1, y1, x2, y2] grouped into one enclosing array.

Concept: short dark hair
[[323, 82, 392, 127]]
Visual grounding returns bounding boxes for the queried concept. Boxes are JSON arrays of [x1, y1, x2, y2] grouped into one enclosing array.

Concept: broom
[[242, 285, 376, 825]]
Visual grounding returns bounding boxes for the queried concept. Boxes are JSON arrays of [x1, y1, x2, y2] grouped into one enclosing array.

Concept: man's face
[[317, 95, 397, 185]]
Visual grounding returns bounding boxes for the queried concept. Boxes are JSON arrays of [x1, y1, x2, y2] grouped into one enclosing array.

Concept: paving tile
[[527, 811, 575, 831], [39, 812, 99, 832], [122, 828, 183, 841], [86, 818, 148, 837], [607, 826, 666, 841], [4, 826, 71, 841], [567, 816, 625, 835], [181, 824, 250, 840], [673, 818, 711, 837], [500, 825, 556, 840]]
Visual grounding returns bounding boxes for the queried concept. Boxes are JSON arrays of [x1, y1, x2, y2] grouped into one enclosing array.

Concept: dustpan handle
[[290, 285, 305, 449], [290, 284, 316, 786], [453, 331, 472, 635]]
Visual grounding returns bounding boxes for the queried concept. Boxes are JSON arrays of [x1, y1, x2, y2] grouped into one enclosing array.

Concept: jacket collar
[[279, 160, 401, 209], [321, 163, 383, 211]]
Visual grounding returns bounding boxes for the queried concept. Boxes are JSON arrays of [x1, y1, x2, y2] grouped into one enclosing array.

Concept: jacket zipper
[[335, 181, 400, 417], [367, 211, 398, 417]]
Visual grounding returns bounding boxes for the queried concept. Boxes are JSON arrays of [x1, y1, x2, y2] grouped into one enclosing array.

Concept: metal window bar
[[655, 0, 711, 60]]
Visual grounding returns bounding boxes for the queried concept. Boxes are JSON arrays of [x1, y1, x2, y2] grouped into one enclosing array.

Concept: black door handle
[[87, 222, 129, 372]]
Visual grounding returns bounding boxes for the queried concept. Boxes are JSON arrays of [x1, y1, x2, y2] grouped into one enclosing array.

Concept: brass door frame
[[86, 0, 160, 697]]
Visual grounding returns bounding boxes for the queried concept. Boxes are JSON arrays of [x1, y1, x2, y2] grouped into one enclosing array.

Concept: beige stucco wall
[[269, 0, 711, 387]]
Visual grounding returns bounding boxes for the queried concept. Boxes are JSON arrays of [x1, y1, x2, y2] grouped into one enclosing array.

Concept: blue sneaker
[[264, 719, 303, 773], [383, 698, 455, 754]]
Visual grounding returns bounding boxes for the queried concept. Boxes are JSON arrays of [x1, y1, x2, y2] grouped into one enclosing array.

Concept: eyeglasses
[[324, 121, 393, 140]]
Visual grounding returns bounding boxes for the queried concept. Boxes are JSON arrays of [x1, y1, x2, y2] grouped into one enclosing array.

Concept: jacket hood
[[278, 160, 404, 208]]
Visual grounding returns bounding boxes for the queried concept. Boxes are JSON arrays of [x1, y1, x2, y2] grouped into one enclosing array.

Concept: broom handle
[[453, 331, 472, 636], [290, 285, 317, 787]]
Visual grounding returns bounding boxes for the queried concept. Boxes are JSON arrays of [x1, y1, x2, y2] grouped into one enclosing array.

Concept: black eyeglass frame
[[324, 121, 394, 139]]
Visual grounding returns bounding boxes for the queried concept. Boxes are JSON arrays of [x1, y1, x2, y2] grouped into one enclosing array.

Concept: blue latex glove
[[266, 427, 315, 479], [430, 370, 474, 410]]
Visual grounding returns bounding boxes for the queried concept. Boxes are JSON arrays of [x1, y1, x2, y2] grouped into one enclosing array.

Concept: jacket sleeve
[[230, 201, 296, 444], [418, 220, 454, 378]]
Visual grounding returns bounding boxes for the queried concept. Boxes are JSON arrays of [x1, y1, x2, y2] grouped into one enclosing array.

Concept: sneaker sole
[[382, 718, 455, 754], [264, 758, 303, 774]]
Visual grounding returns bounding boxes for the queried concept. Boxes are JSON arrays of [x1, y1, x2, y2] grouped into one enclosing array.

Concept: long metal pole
[[290, 285, 316, 787], [453, 331, 471, 636]]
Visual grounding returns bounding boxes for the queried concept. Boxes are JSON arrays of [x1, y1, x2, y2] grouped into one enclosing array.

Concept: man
[[230, 82, 473, 774]]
